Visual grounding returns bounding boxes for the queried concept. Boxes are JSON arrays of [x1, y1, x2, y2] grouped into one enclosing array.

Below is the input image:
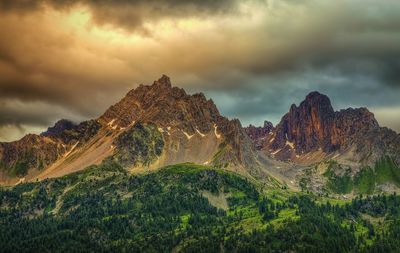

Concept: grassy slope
[[322, 157, 400, 195]]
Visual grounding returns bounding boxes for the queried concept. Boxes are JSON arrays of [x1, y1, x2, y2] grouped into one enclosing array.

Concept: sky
[[0, 0, 399, 142]]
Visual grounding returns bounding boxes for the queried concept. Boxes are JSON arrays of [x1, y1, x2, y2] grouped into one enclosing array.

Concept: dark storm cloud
[[0, 0, 250, 32], [210, 69, 400, 130], [1, 0, 400, 140], [0, 100, 65, 126], [0, 98, 90, 141]]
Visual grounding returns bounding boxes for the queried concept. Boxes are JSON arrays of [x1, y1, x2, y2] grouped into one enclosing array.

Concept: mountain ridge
[[0, 76, 399, 194], [0, 75, 267, 185], [246, 91, 399, 168]]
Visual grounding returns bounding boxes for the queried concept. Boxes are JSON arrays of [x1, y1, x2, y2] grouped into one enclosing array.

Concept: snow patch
[[64, 141, 79, 157], [182, 131, 194, 140], [285, 140, 295, 149], [107, 119, 119, 130], [15, 178, 25, 185], [107, 119, 116, 127], [271, 149, 281, 155], [196, 129, 206, 137], [213, 124, 221, 139]]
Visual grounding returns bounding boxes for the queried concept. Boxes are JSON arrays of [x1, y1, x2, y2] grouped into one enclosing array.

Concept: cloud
[[0, 0, 400, 141], [0, 0, 253, 33], [0, 98, 88, 141], [371, 106, 400, 132]]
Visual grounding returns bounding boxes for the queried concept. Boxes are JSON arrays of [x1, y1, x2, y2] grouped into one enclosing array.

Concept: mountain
[[2, 77, 400, 251], [0, 75, 266, 185], [245, 91, 400, 194], [247, 91, 400, 167], [41, 119, 77, 137], [1, 77, 399, 195]]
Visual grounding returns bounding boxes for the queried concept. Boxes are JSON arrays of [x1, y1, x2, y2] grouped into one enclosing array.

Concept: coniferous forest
[[1, 162, 400, 253]]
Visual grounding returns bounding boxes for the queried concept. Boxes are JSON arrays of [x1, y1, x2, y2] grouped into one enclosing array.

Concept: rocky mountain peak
[[244, 121, 274, 149], [263, 120, 274, 129], [305, 91, 331, 103], [153, 74, 172, 88], [269, 91, 336, 155], [336, 107, 379, 128], [261, 91, 388, 163], [100, 75, 221, 133], [41, 119, 76, 137], [299, 91, 335, 116]]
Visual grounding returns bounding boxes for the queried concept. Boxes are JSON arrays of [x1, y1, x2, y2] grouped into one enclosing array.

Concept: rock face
[[271, 92, 337, 154], [245, 121, 273, 149], [100, 75, 221, 134], [0, 135, 67, 177], [255, 91, 399, 166]]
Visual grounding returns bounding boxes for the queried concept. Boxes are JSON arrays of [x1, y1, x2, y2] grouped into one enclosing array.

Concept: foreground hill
[[1, 162, 400, 252]]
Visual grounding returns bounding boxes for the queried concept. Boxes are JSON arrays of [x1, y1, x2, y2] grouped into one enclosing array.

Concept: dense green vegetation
[[323, 162, 353, 194], [375, 156, 400, 187], [322, 157, 400, 195], [113, 123, 164, 167], [1, 162, 400, 252], [13, 160, 30, 177], [354, 167, 376, 194]]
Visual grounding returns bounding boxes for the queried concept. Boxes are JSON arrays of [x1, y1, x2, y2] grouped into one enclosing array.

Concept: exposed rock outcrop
[[254, 91, 399, 166], [245, 121, 273, 149]]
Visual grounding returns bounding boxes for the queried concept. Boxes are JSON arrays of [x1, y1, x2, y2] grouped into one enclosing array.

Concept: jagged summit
[[246, 91, 399, 167], [270, 91, 336, 154], [100, 75, 221, 134], [41, 119, 76, 137], [154, 74, 172, 87], [304, 91, 331, 102], [245, 121, 274, 149]]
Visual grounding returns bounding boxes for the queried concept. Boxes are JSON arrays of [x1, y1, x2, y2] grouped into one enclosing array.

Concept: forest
[[1, 161, 400, 252]]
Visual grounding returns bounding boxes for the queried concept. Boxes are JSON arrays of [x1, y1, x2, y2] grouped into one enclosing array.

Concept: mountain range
[[1, 75, 399, 195]]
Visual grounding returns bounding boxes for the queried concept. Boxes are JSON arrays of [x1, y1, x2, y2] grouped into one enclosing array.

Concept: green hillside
[[322, 157, 400, 195], [1, 162, 400, 252]]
